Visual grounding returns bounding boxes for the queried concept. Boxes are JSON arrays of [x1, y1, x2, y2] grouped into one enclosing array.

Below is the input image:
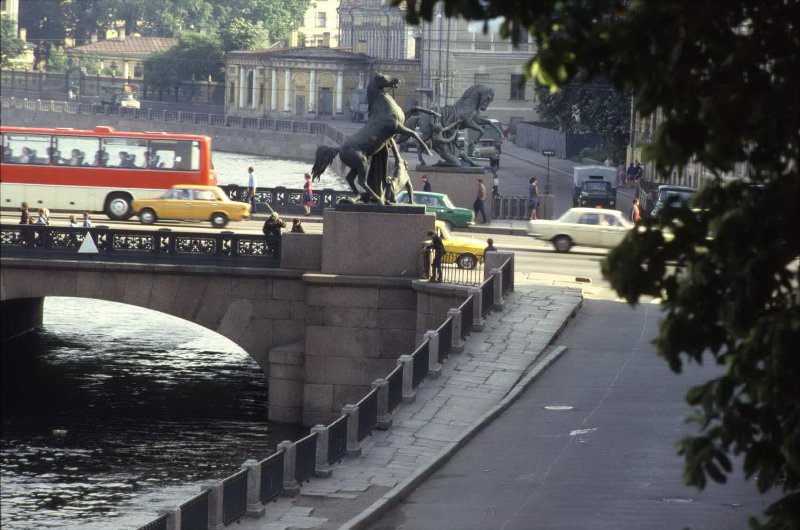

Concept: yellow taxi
[[434, 220, 486, 269], [132, 185, 251, 228]]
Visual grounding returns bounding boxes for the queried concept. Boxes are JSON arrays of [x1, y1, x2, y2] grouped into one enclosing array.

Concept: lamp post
[[542, 149, 555, 194], [542, 149, 555, 219]]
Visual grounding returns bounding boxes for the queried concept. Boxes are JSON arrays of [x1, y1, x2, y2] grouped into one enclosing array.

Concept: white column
[[284, 69, 291, 112], [308, 69, 316, 113], [271, 68, 278, 111], [250, 69, 257, 109], [122, 61, 130, 79], [238, 67, 245, 109], [335, 70, 344, 114], [358, 72, 365, 89]]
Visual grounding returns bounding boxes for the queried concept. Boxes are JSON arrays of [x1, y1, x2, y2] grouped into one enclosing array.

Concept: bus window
[[149, 140, 201, 171], [4, 134, 51, 164], [53, 136, 99, 166], [101, 137, 148, 169]]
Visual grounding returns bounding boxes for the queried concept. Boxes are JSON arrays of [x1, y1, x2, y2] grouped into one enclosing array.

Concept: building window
[[510, 74, 525, 100], [229, 82, 235, 103], [259, 83, 265, 105], [316, 12, 327, 28]]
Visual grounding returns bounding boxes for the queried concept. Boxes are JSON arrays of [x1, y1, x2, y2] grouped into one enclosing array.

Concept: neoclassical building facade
[[224, 47, 421, 118]]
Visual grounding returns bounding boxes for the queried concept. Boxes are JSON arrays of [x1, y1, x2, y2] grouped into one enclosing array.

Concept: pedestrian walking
[[617, 163, 626, 186], [262, 212, 285, 236], [19, 202, 30, 224], [528, 176, 540, 220], [68, 215, 79, 227], [604, 156, 613, 167], [485, 238, 497, 252], [36, 207, 50, 225], [473, 178, 489, 224], [629, 198, 641, 224], [290, 218, 305, 233], [427, 229, 446, 283], [82, 211, 93, 228], [246, 166, 258, 212], [422, 175, 432, 192], [302, 173, 313, 216]]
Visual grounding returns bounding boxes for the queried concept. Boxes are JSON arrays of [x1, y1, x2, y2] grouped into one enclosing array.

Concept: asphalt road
[[369, 299, 771, 530]]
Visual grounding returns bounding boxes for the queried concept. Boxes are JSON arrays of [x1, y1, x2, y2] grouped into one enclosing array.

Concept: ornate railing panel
[[386, 365, 403, 413], [259, 451, 284, 504], [437, 317, 453, 363], [357, 389, 378, 441], [459, 295, 474, 340], [221, 469, 248, 525], [295, 432, 318, 484], [327, 414, 347, 465], [179, 490, 209, 530], [411, 340, 430, 388]]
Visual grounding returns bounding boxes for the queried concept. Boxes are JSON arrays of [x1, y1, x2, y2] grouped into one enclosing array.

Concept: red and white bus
[[0, 125, 217, 219]]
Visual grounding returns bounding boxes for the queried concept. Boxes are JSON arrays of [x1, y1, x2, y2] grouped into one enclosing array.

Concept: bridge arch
[[0, 261, 308, 374]]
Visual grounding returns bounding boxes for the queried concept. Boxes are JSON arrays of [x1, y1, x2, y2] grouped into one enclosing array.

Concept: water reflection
[[212, 151, 347, 190], [1, 297, 302, 529]]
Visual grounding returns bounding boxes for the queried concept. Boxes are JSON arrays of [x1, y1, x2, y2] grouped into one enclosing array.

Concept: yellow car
[[434, 220, 486, 269], [132, 185, 250, 228]]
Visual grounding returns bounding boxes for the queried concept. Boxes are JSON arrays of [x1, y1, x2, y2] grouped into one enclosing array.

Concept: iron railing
[[421, 249, 485, 285], [221, 469, 248, 525], [492, 195, 529, 220], [357, 389, 378, 441], [481, 277, 495, 317], [219, 185, 354, 217], [179, 490, 209, 530], [459, 296, 474, 339], [295, 432, 318, 484], [136, 514, 167, 530], [501, 257, 514, 295], [411, 340, 430, 388], [437, 317, 453, 363], [386, 364, 403, 412], [259, 451, 284, 504], [327, 414, 348, 465], [0, 224, 281, 267]]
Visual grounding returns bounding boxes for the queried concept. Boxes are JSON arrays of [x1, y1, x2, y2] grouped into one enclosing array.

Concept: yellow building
[[224, 46, 420, 118], [291, 0, 340, 48], [65, 31, 177, 79]]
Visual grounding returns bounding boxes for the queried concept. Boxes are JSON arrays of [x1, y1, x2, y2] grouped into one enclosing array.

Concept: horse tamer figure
[[311, 72, 438, 204]]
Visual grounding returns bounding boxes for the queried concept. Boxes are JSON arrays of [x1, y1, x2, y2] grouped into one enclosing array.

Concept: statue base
[[335, 203, 426, 215], [410, 166, 494, 220], [321, 209, 436, 276]]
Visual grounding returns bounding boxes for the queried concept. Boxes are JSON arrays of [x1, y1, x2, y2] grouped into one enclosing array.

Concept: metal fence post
[[469, 287, 485, 331], [448, 308, 465, 353], [372, 378, 391, 429], [241, 459, 265, 518], [342, 404, 361, 457], [277, 440, 301, 496], [157, 507, 180, 530], [311, 424, 332, 478], [492, 268, 504, 311], [424, 330, 441, 378], [398, 354, 415, 402], [201, 480, 224, 530]]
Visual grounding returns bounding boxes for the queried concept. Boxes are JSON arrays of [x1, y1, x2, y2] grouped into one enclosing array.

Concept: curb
[[340, 296, 582, 530]]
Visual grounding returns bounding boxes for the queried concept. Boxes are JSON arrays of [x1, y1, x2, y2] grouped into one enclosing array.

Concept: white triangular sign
[[77, 232, 99, 254]]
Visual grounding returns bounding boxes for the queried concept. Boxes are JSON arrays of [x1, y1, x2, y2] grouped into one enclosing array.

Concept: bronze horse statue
[[311, 73, 434, 204], [405, 84, 502, 167]]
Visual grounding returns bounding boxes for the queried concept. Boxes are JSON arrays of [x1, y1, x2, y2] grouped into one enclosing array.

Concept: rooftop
[[67, 37, 178, 59]]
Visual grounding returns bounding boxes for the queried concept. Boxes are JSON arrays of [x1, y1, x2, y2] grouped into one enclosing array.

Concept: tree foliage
[[397, 0, 800, 528], [219, 17, 270, 52], [143, 32, 224, 85], [18, 0, 310, 43], [535, 71, 630, 162], [0, 15, 26, 67]]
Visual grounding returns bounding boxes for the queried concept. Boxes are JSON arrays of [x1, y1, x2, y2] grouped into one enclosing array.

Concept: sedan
[[436, 220, 485, 269], [396, 191, 475, 229], [527, 207, 632, 252], [132, 185, 251, 228]]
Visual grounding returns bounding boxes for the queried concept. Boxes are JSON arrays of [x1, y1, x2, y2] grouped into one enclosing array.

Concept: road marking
[[544, 405, 574, 411]]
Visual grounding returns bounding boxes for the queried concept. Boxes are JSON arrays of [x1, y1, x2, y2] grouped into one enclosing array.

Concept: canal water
[[0, 154, 325, 529]]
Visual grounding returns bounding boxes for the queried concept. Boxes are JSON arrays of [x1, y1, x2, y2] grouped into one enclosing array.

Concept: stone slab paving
[[236, 284, 583, 530]]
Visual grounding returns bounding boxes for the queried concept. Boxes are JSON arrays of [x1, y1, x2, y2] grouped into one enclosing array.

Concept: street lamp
[[542, 149, 555, 195]]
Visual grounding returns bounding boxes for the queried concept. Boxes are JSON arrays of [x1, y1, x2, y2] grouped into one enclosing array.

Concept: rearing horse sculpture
[[310, 73, 433, 204]]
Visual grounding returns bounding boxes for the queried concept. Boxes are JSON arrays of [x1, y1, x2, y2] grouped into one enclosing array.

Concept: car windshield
[[583, 182, 610, 192], [658, 189, 695, 203], [438, 223, 453, 240], [441, 196, 455, 208]]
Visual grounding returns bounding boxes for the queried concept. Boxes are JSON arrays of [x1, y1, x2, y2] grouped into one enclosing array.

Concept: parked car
[[470, 138, 501, 160], [396, 191, 475, 230], [432, 220, 485, 269], [527, 207, 632, 252], [650, 185, 696, 217], [132, 185, 251, 228]]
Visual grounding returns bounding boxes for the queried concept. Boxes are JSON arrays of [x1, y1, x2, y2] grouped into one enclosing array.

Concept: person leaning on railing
[[262, 212, 285, 236]]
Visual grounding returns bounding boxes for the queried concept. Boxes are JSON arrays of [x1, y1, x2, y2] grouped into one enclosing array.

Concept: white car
[[527, 207, 632, 252]]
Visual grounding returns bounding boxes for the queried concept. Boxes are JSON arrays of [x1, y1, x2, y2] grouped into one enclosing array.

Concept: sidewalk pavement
[[235, 283, 583, 530]]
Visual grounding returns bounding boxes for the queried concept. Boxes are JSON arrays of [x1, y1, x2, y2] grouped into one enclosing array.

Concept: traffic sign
[[542, 149, 555, 156]]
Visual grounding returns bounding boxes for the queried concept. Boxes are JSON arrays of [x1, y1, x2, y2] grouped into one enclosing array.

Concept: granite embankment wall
[[0, 108, 328, 160]]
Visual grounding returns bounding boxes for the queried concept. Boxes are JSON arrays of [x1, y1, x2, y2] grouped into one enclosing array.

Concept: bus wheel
[[139, 208, 157, 225], [210, 212, 228, 228], [105, 193, 133, 220]]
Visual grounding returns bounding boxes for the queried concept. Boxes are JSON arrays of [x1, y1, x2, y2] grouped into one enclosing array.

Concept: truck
[[572, 165, 618, 209]]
